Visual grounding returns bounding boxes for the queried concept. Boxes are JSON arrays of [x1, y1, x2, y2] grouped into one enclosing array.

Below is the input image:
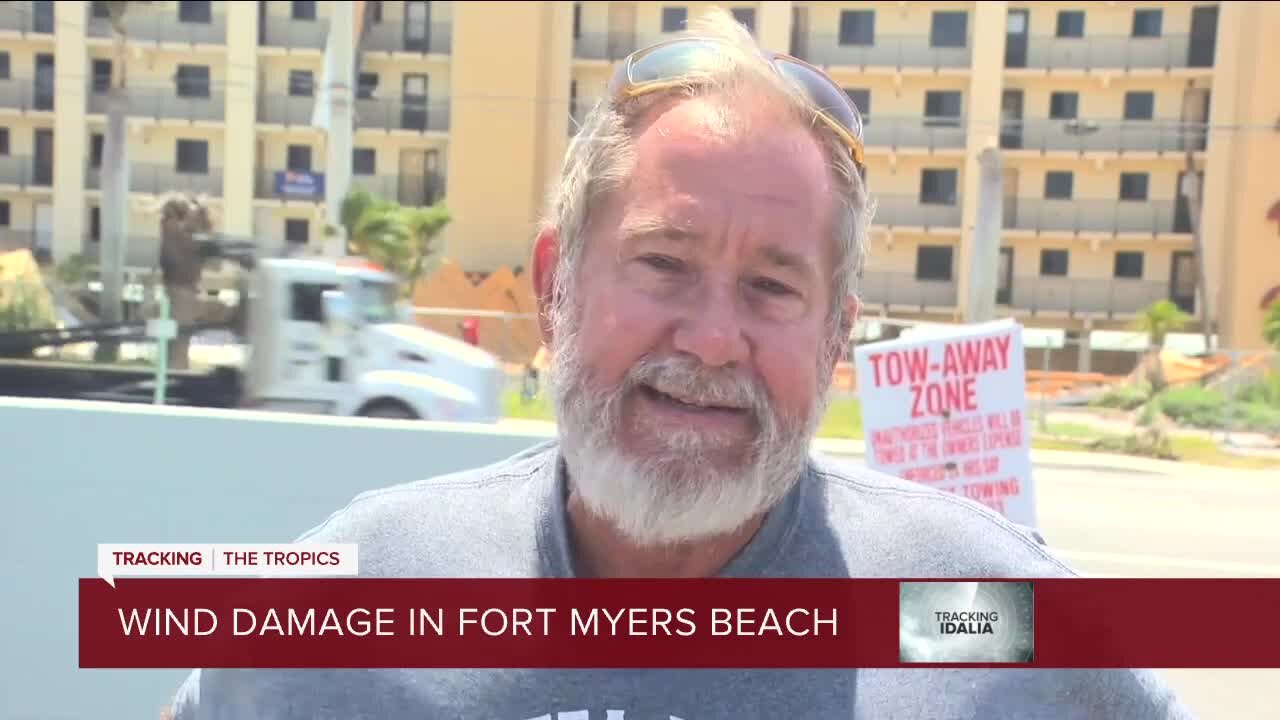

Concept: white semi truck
[[0, 256, 506, 423]]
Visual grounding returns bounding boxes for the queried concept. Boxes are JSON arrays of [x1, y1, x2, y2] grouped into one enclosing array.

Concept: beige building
[[0, 1, 1276, 351]]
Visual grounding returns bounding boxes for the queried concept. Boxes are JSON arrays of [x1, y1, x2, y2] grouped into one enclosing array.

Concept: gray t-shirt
[[170, 441, 1193, 719]]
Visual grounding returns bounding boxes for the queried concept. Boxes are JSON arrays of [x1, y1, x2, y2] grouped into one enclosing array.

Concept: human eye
[[639, 254, 687, 273]]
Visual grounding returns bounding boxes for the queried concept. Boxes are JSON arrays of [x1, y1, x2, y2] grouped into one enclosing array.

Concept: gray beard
[[547, 309, 832, 547]]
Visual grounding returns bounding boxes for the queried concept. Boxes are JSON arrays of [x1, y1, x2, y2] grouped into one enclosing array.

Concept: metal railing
[[0, 230, 41, 256], [859, 271, 958, 308], [999, 119, 1208, 154], [81, 236, 164, 269], [1014, 34, 1198, 71], [793, 33, 972, 70], [0, 78, 55, 112], [573, 32, 638, 61], [0, 2, 54, 34], [1005, 198, 1183, 234], [362, 22, 451, 54], [864, 116, 966, 150], [87, 85, 226, 123], [85, 7, 227, 45], [1008, 277, 1173, 315], [354, 98, 450, 132], [256, 93, 317, 126], [870, 194, 963, 228], [0, 155, 51, 187], [260, 17, 330, 49], [109, 164, 224, 196]]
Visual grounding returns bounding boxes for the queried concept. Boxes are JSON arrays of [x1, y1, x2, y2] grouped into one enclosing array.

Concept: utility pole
[[1181, 87, 1213, 354], [965, 148, 1004, 324]]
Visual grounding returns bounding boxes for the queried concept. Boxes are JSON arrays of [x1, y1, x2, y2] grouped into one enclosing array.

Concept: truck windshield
[[359, 280, 401, 324]]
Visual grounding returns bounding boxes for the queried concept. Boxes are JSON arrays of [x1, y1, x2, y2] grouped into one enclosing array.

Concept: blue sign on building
[[275, 170, 325, 200]]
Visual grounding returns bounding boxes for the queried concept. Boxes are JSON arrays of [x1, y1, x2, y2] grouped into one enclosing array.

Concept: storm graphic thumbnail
[[899, 581, 1034, 664]]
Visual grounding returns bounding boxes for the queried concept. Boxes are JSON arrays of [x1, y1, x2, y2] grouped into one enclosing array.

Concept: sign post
[[854, 319, 1037, 528]]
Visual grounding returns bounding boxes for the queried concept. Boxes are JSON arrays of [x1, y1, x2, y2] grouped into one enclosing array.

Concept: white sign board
[[853, 319, 1037, 528]]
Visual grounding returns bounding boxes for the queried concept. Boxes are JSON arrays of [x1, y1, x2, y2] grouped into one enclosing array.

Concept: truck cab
[[240, 258, 504, 423]]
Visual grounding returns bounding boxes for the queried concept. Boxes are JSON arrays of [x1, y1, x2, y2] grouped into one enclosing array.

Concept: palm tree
[[1133, 299, 1192, 392], [400, 204, 451, 295], [1264, 302, 1280, 351], [341, 189, 410, 273]]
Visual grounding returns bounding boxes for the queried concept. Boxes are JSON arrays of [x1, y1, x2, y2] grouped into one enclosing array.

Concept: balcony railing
[[350, 173, 445, 207], [793, 34, 972, 70], [864, 116, 966, 150], [1000, 119, 1207, 154], [870, 194, 963, 228], [0, 155, 52, 187], [87, 164, 223, 196], [256, 93, 317, 126], [87, 85, 226, 123], [0, 230, 42, 258], [859, 271, 958, 308], [82, 236, 164, 269], [260, 17, 330, 49], [1007, 277, 1173, 315], [86, 8, 228, 45], [354, 98, 449, 132], [362, 22, 451, 54], [1005, 198, 1184, 235], [255, 168, 325, 202], [1013, 35, 1197, 71], [0, 78, 55, 112], [573, 32, 638, 61], [0, 2, 54, 34]]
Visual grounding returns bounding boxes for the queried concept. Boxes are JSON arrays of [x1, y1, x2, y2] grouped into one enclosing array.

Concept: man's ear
[[531, 227, 560, 346]]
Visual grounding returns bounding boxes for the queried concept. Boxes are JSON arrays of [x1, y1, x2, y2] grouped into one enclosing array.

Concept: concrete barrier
[[0, 398, 552, 720]]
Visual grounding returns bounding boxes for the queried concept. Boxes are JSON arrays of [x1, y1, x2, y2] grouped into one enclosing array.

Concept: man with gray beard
[[169, 8, 1192, 720]]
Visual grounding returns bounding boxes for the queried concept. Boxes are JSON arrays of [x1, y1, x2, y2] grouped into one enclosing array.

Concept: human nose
[[671, 281, 750, 368]]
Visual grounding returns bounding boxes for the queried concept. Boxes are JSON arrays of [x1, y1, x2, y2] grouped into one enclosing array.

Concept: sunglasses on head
[[607, 37, 867, 173]]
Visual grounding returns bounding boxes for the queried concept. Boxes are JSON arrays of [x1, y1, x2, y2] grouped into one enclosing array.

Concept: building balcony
[[870, 195, 963, 228], [0, 78, 55, 113], [0, 230, 44, 260], [859, 271, 958, 309], [864, 116, 966, 151], [86, 164, 223, 197], [87, 86, 226, 124], [0, 155, 52, 187], [792, 34, 972, 70], [1000, 119, 1207, 154], [573, 32, 638, 61], [354, 98, 449, 133], [0, 1, 54, 35], [260, 17, 330, 50], [362, 22, 451, 54], [255, 168, 325, 202], [82, 236, 164, 270], [256, 93, 317, 127], [351, 173, 446, 207], [86, 7, 227, 46], [1010, 35, 1200, 71], [1005, 198, 1186, 235], [1006, 277, 1173, 316]]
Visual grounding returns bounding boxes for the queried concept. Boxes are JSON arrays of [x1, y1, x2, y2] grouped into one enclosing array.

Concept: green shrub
[[1160, 385, 1226, 428], [1093, 382, 1151, 411], [1234, 375, 1280, 408], [1229, 403, 1280, 434]]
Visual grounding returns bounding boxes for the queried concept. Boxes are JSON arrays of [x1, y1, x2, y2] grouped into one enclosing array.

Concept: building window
[[661, 7, 687, 33], [1040, 249, 1069, 276], [930, 11, 967, 48], [572, 2, 581, 38], [292, 1, 317, 21], [91, 1, 110, 19], [1124, 91, 1155, 120], [90, 133, 104, 168], [286, 145, 313, 172], [0, 52, 9, 80], [1132, 9, 1162, 38], [838, 10, 874, 45], [92, 59, 112, 92], [916, 246, 954, 281], [369, 0, 383, 23], [175, 65, 211, 98], [731, 7, 755, 33], [844, 88, 870, 120], [1044, 171, 1073, 199], [353, 148, 376, 175], [1119, 172, 1149, 201], [178, 1, 211, 23], [90, 206, 100, 241], [1049, 91, 1078, 120], [0, 128, 8, 155], [1114, 251, 1144, 279], [1056, 10, 1085, 38], [289, 70, 315, 97], [920, 169, 958, 205], [0, 200, 9, 227], [924, 91, 962, 127], [285, 218, 310, 246], [357, 72, 378, 100], [175, 139, 209, 174]]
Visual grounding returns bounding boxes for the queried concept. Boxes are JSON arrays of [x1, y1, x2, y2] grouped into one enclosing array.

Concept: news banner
[[82, 544, 1280, 669]]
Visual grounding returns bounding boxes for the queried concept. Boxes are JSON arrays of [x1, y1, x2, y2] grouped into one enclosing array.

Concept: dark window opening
[[930, 11, 967, 48], [1049, 91, 1078, 120], [1132, 9, 1162, 38], [844, 88, 870, 121], [661, 7, 687, 33], [286, 145, 313, 172], [1114, 251, 1144, 279], [175, 139, 209, 174], [920, 169, 958, 205], [0, 200, 10, 227], [731, 8, 755, 33], [839, 10, 874, 45], [92, 59, 112, 92], [916, 245, 954, 281], [1056, 10, 1085, 38], [175, 65, 211, 98], [0, 128, 8, 155], [0, 52, 10, 80], [90, 133, 104, 168], [285, 220, 312, 248], [1124, 91, 1155, 120], [289, 70, 315, 97], [357, 72, 378, 100], [292, 1, 317, 21], [353, 148, 376, 175], [1120, 172, 1149, 201], [178, 1, 212, 24], [89, 205, 100, 241], [924, 91, 962, 127], [1040, 249, 1069, 276], [1045, 171, 1073, 199]]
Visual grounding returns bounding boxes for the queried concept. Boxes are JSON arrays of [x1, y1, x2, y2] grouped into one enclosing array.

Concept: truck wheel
[[357, 399, 419, 420]]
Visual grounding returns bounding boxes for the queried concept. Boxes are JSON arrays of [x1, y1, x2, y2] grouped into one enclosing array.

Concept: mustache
[[623, 355, 770, 418]]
